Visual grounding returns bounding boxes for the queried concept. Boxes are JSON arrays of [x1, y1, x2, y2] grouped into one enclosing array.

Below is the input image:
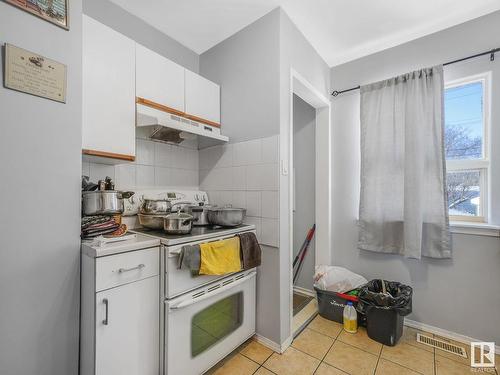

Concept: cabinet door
[[185, 70, 221, 125], [136, 43, 185, 112], [82, 15, 136, 159], [95, 276, 159, 375]]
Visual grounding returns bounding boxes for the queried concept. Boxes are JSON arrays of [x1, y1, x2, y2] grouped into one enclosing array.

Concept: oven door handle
[[167, 233, 250, 258], [169, 271, 256, 311]]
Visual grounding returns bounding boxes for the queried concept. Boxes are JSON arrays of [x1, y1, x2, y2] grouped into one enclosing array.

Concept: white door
[[136, 44, 185, 112], [165, 271, 256, 375], [82, 15, 136, 157], [95, 276, 159, 375], [184, 70, 220, 124]]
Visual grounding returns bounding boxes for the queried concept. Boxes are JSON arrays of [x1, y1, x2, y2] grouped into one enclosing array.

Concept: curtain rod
[[331, 47, 500, 97]]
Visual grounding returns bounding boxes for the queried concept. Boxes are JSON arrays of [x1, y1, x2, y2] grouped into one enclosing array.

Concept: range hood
[[136, 101, 228, 146]]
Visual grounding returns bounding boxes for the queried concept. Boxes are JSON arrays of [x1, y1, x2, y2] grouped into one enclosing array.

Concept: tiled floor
[[209, 315, 500, 375]]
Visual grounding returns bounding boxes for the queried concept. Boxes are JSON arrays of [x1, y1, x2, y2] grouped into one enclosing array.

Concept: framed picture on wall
[[4, 0, 69, 30]]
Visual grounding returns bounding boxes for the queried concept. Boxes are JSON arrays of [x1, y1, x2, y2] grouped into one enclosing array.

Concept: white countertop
[[81, 234, 161, 258]]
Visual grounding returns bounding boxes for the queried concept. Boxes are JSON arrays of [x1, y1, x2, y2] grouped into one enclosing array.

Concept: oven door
[[165, 230, 256, 298], [165, 270, 256, 375]]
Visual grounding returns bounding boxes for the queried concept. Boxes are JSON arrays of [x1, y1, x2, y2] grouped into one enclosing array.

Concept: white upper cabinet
[[136, 43, 185, 112], [82, 15, 136, 160], [185, 69, 221, 125]]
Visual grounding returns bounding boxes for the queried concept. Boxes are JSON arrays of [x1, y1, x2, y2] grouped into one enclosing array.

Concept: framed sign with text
[[4, 43, 67, 103]]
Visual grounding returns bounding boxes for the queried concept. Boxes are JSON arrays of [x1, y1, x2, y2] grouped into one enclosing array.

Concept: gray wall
[[293, 94, 316, 291], [0, 1, 83, 374], [84, 0, 199, 73], [200, 8, 281, 143], [200, 8, 283, 344], [331, 10, 500, 342], [200, 8, 330, 346], [278, 9, 330, 344]]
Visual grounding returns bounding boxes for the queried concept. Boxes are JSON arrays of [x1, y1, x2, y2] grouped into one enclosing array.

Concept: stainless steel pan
[[207, 205, 246, 227], [82, 191, 134, 216]]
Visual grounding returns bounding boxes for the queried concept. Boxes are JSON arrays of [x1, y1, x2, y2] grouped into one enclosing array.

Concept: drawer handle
[[118, 264, 145, 273], [102, 298, 109, 325]]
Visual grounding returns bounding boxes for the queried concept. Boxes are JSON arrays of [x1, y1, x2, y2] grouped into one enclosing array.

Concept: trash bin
[[314, 287, 366, 326], [356, 280, 412, 346]]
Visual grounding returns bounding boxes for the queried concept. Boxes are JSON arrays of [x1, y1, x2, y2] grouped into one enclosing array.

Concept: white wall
[[83, 0, 199, 73], [199, 135, 280, 246], [0, 1, 82, 374], [293, 95, 316, 291], [83, 138, 199, 190], [331, 10, 500, 342]]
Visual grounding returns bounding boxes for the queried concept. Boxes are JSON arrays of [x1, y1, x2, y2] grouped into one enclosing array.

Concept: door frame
[[287, 69, 332, 341]]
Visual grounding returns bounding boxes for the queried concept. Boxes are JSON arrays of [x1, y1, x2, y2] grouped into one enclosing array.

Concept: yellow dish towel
[[199, 237, 242, 275]]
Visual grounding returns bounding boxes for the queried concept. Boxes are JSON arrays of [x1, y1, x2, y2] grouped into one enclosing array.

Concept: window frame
[[444, 72, 491, 223]]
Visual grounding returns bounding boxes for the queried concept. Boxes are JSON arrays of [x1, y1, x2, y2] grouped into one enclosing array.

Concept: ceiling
[[109, 0, 500, 67]]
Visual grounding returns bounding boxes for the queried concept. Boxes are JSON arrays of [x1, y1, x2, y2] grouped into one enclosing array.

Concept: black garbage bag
[[357, 280, 412, 316]]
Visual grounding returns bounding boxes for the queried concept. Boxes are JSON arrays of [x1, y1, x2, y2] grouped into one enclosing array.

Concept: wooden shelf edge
[[136, 97, 221, 129], [82, 149, 135, 162]]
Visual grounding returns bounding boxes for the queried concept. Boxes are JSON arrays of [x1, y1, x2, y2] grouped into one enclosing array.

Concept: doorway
[[291, 94, 316, 328], [288, 70, 332, 339]]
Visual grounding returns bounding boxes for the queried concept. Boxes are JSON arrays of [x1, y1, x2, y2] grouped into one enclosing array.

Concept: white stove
[[124, 189, 257, 375]]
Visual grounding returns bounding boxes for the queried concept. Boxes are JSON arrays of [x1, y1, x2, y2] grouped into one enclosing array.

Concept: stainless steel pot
[[182, 204, 212, 226], [82, 191, 134, 216], [137, 213, 166, 230], [139, 198, 171, 215], [163, 212, 194, 234], [207, 205, 246, 227]]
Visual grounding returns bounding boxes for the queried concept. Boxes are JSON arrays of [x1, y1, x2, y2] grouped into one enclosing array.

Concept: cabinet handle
[[102, 298, 109, 325], [118, 263, 145, 273]]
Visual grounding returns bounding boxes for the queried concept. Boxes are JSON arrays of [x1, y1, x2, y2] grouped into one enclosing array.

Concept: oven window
[[191, 292, 243, 357]]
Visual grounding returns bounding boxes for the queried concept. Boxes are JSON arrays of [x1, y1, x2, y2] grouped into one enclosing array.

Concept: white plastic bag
[[313, 265, 367, 293]]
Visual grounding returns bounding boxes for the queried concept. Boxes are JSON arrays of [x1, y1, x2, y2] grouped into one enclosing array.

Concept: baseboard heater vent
[[416, 333, 467, 358]]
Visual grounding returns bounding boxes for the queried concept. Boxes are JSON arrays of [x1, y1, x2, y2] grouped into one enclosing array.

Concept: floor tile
[[401, 327, 435, 353], [433, 336, 471, 366], [381, 343, 434, 375], [239, 340, 274, 364], [435, 355, 477, 375], [291, 328, 334, 359], [338, 327, 383, 355], [315, 362, 349, 375], [263, 346, 320, 375], [307, 315, 343, 339], [375, 358, 421, 375], [323, 340, 378, 375], [212, 353, 259, 375], [254, 367, 275, 375]]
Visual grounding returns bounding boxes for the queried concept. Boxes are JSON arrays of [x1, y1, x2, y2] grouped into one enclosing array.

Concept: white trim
[[253, 333, 293, 354], [293, 286, 316, 298], [445, 72, 491, 222], [405, 319, 500, 353], [450, 221, 500, 237], [287, 68, 332, 354]]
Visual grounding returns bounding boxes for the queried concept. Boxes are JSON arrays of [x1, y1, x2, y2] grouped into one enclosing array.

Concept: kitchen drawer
[[96, 247, 159, 291]]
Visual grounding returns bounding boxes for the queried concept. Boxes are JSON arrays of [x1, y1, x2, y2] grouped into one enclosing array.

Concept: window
[[444, 73, 490, 222]]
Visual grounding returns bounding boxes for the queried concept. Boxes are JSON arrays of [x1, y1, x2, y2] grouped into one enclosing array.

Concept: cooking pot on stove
[[139, 198, 172, 215], [163, 212, 195, 234], [182, 203, 213, 226]]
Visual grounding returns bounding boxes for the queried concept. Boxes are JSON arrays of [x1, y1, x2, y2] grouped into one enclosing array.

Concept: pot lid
[[166, 212, 193, 220]]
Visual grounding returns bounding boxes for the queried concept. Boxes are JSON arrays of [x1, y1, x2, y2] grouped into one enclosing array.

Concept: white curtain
[[358, 65, 451, 259]]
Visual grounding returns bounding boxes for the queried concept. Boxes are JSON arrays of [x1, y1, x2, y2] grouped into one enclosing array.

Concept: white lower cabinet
[[80, 247, 160, 375], [96, 277, 159, 375]]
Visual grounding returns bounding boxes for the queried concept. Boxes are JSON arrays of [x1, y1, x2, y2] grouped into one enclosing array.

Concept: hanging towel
[[199, 237, 242, 275], [237, 232, 261, 270], [178, 244, 201, 274]]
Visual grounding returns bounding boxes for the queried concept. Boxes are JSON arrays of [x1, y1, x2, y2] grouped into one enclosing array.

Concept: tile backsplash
[[82, 138, 199, 190], [199, 135, 280, 247]]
